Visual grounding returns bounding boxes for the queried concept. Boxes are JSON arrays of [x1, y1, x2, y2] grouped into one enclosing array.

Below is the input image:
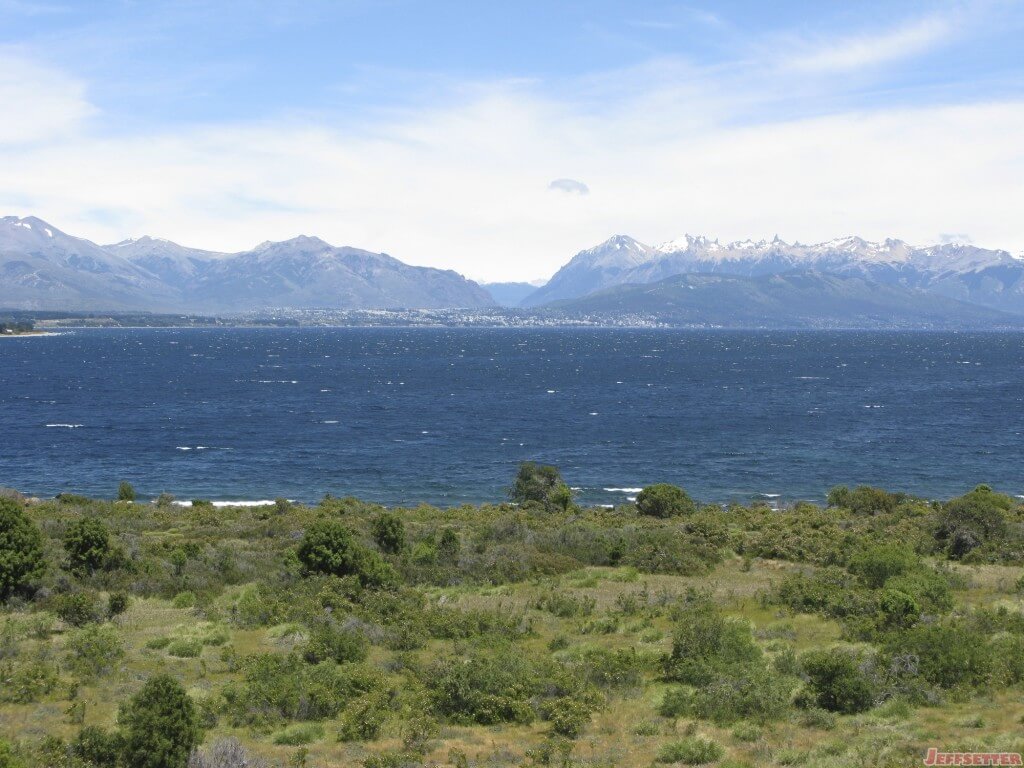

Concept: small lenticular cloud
[[548, 178, 589, 195]]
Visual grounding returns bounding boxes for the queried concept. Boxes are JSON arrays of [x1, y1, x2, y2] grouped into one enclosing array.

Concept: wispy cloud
[[548, 178, 590, 195], [783, 14, 956, 74]]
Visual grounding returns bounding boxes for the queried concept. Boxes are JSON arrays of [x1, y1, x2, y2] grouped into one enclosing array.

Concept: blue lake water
[[1, 328, 1022, 506]]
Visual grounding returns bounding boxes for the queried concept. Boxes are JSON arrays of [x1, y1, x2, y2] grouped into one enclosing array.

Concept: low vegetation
[[1, 472, 1023, 767]]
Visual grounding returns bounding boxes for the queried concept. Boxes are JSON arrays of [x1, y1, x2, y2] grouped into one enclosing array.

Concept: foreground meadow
[[2, 471, 1023, 767]]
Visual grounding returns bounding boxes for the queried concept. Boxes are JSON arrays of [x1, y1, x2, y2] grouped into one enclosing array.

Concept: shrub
[[71, 726, 121, 767], [66, 624, 124, 678], [429, 648, 540, 725], [655, 737, 725, 765], [117, 482, 136, 502], [338, 690, 390, 742], [664, 602, 761, 684], [0, 498, 46, 601], [509, 462, 574, 512], [688, 663, 790, 724], [437, 528, 460, 562], [167, 638, 203, 658], [885, 623, 992, 689], [543, 696, 595, 738], [302, 621, 369, 665], [187, 739, 272, 768], [372, 513, 407, 554], [826, 486, 901, 515], [64, 517, 112, 574], [271, 722, 323, 745], [0, 740, 24, 768], [118, 674, 201, 768], [636, 484, 697, 518], [53, 590, 102, 627], [799, 649, 875, 714], [623, 530, 721, 576], [0, 658, 58, 703], [847, 544, 918, 589], [297, 520, 397, 588], [936, 486, 1012, 559], [107, 591, 130, 619]]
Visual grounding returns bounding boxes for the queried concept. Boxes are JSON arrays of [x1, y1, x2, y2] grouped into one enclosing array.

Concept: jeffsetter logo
[[924, 749, 1023, 765]]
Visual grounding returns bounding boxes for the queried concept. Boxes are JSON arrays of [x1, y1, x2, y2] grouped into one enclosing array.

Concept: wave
[[46, 423, 83, 428], [171, 499, 285, 508], [603, 487, 643, 493]]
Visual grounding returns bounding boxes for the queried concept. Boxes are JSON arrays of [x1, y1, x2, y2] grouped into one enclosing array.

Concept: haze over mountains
[[3, 215, 1024, 328], [0, 216, 493, 312]]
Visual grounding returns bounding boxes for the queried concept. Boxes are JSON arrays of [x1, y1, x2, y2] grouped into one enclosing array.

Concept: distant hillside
[[547, 271, 1024, 329], [525, 233, 1024, 315], [0, 216, 494, 312], [481, 281, 545, 307]]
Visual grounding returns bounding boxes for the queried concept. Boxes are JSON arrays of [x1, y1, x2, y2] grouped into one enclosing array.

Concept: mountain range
[[520, 234, 1024, 316], [4, 215, 1024, 327], [0, 216, 493, 312]]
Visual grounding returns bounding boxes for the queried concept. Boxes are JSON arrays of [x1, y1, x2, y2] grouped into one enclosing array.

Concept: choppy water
[[1, 328, 1022, 506]]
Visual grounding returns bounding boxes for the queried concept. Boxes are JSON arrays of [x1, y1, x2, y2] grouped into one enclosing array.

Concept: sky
[[1, 1, 1023, 282]]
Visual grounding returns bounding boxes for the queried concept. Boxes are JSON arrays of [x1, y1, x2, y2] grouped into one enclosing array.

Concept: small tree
[[438, 528, 460, 562], [936, 485, 1011, 559], [636, 483, 696, 518], [799, 649, 875, 714], [64, 517, 111, 574], [117, 482, 136, 502], [0, 498, 46, 601], [509, 462, 574, 512], [118, 674, 200, 768], [371, 513, 406, 554], [297, 520, 395, 587]]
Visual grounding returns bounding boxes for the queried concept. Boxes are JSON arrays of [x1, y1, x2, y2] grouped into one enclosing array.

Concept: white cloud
[[0, 52, 93, 144], [548, 178, 590, 195], [0, 10, 1021, 281]]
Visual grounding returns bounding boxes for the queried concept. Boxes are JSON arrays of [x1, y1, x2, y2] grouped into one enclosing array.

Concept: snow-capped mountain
[[520, 235, 657, 306], [0, 216, 179, 310], [0, 216, 494, 312], [523, 233, 1024, 314]]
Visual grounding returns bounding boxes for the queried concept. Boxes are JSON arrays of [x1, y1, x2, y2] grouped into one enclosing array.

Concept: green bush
[[117, 482, 136, 502], [655, 737, 725, 765], [543, 696, 595, 738], [107, 591, 130, 619], [272, 722, 324, 745], [66, 624, 124, 678], [63, 517, 112, 574], [623, 530, 721, 576], [0, 499, 46, 601], [936, 486, 1012, 559], [338, 690, 391, 742], [118, 674, 201, 768], [71, 726, 121, 767], [297, 520, 397, 588], [372, 513, 407, 554], [636, 484, 697, 518], [167, 638, 203, 658], [799, 649, 875, 714], [53, 590, 102, 627], [0, 739, 25, 768], [509, 462, 574, 513], [885, 623, 992, 689], [826, 486, 902, 515], [664, 601, 761, 684], [428, 647, 540, 725], [0, 657, 58, 703], [847, 544, 918, 589], [302, 621, 369, 665], [688, 663, 790, 724]]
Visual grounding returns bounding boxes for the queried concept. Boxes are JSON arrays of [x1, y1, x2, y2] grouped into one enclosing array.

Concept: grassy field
[[1, 480, 1023, 767]]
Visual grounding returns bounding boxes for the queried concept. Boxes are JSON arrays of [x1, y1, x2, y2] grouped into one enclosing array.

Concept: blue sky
[[2, 0, 1023, 280]]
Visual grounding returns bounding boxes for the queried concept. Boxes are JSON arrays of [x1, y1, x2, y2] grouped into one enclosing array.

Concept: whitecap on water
[[45, 423, 83, 428], [604, 487, 643, 493]]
